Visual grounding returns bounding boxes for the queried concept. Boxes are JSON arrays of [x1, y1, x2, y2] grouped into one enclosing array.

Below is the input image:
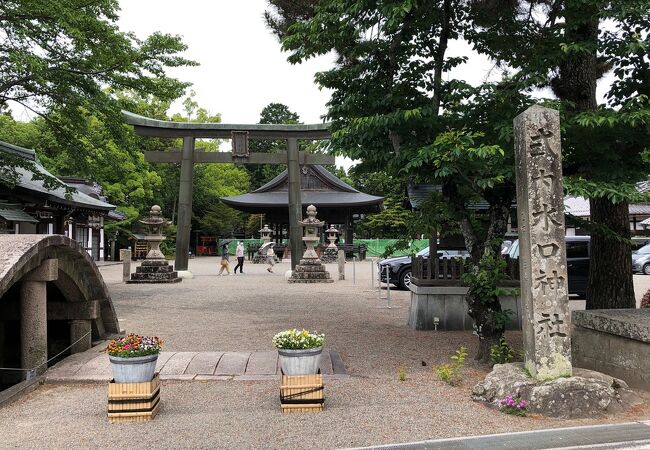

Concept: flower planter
[[278, 347, 322, 375], [109, 354, 158, 383]]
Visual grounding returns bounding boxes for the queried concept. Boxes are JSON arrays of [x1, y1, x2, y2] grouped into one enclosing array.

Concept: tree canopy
[[0, 0, 196, 190], [246, 102, 301, 190], [267, 0, 650, 358]]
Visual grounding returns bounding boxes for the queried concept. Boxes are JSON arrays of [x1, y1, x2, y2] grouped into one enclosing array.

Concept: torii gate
[[122, 111, 334, 275]]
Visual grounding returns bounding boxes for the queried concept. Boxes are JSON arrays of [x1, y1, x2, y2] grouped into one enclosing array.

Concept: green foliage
[[397, 367, 407, 382], [0, 0, 195, 177], [489, 337, 514, 366], [461, 252, 512, 305], [246, 103, 300, 190], [435, 347, 467, 385], [356, 197, 414, 239]]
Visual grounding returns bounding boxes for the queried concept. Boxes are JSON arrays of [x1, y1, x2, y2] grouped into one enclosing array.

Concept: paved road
[[348, 421, 650, 449]]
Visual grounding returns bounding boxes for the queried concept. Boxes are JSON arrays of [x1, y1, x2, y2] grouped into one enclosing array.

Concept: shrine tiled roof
[[0, 140, 115, 211], [221, 165, 383, 210]]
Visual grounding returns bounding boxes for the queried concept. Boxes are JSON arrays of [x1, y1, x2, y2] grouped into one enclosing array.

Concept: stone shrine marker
[[514, 105, 572, 380]]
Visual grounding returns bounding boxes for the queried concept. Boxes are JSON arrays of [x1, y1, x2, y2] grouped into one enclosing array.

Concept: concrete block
[[608, 335, 650, 371], [571, 326, 610, 360], [444, 294, 466, 331]]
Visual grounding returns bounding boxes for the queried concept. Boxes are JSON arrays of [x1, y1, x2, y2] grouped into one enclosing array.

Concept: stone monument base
[[472, 363, 639, 419], [288, 258, 334, 283], [127, 259, 182, 284], [320, 247, 338, 264]]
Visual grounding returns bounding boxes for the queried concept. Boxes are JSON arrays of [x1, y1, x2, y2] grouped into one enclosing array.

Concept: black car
[[506, 236, 590, 298], [378, 248, 469, 290]]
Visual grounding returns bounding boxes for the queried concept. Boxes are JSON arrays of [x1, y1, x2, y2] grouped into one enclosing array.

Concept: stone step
[[135, 265, 173, 274], [130, 272, 179, 280], [45, 349, 348, 382], [140, 260, 171, 267], [288, 278, 334, 283], [126, 278, 182, 284], [291, 271, 330, 279]]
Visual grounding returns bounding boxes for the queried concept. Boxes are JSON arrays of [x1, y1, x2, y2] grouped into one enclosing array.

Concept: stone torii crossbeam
[[122, 111, 334, 274]]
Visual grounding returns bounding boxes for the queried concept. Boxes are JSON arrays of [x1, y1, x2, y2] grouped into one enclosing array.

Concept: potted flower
[[272, 329, 324, 375], [107, 334, 163, 383]]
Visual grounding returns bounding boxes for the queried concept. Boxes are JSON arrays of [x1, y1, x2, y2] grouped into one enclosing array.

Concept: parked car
[[506, 236, 590, 298], [632, 243, 650, 275], [378, 248, 470, 290]]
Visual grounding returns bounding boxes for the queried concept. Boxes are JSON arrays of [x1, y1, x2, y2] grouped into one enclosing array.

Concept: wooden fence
[[411, 256, 520, 287]]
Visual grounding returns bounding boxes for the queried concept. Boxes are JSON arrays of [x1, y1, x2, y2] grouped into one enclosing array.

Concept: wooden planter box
[[280, 373, 324, 413], [107, 373, 161, 423]]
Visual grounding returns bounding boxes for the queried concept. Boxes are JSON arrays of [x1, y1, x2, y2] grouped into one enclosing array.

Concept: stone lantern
[[325, 225, 339, 248], [301, 205, 324, 260], [321, 225, 340, 263], [259, 224, 273, 244], [141, 205, 166, 260], [127, 205, 181, 284], [288, 205, 333, 283]]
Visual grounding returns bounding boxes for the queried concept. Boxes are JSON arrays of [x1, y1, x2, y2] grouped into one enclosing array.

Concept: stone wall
[[407, 285, 522, 331], [572, 309, 650, 390]]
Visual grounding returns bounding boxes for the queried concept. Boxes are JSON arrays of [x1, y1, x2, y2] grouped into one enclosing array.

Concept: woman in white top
[[234, 241, 245, 274]]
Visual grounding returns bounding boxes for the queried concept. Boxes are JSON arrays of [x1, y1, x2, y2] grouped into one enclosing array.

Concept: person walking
[[234, 241, 245, 274], [218, 245, 231, 276], [266, 245, 275, 273]]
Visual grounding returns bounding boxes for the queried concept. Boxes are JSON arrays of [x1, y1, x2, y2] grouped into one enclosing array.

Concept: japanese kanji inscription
[[514, 105, 572, 380]]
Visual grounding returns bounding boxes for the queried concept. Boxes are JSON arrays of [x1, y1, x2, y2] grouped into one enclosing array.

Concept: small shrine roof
[[221, 165, 383, 211]]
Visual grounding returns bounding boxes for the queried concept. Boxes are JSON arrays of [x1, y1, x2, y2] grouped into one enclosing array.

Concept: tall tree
[[271, 0, 532, 360], [246, 103, 300, 190], [468, 0, 650, 309]]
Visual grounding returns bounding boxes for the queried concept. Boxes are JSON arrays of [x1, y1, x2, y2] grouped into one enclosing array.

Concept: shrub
[[435, 347, 468, 385], [107, 334, 163, 358], [499, 394, 529, 416], [398, 367, 407, 381], [272, 329, 325, 350], [490, 336, 514, 365]]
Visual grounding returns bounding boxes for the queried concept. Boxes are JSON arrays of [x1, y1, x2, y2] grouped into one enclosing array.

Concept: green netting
[[219, 238, 429, 257], [355, 239, 430, 257]]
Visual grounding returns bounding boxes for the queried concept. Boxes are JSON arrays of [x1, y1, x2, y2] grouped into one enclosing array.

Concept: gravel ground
[[1, 258, 649, 449]]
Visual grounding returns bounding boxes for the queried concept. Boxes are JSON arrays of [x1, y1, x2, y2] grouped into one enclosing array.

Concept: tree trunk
[[466, 286, 503, 362], [553, 4, 636, 308], [464, 200, 512, 362], [586, 198, 635, 309]]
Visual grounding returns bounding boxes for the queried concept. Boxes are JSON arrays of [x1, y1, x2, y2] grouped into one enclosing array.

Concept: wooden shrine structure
[[222, 165, 383, 245]]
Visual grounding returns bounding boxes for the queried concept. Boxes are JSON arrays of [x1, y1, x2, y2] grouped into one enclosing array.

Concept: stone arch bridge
[[0, 235, 119, 388]]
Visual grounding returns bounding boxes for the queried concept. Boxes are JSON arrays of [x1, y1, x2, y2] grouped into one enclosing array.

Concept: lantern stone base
[[320, 247, 338, 264], [472, 363, 640, 419], [288, 259, 333, 283], [127, 259, 182, 284]]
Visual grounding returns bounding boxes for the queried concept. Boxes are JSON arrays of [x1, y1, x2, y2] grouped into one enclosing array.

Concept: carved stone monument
[[473, 106, 638, 418], [127, 205, 181, 284], [288, 205, 333, 283], [514, 105, 571, 380]]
